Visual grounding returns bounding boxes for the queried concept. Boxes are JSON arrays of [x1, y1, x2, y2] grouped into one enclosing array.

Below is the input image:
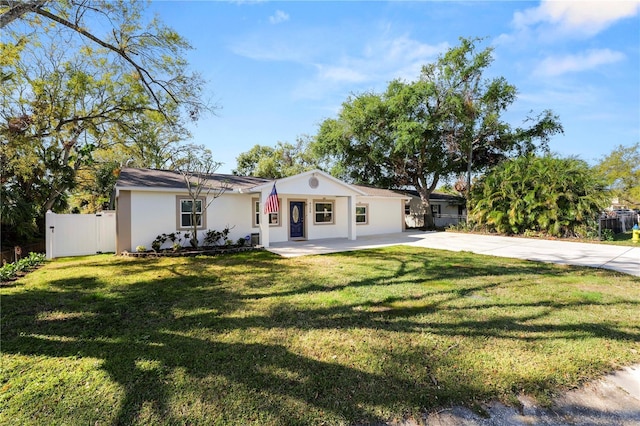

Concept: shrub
[[152, 232, 188, 251], [136, 245, 146, 253], [203, 226, 233, 246], [470, 155, 609, 237], [0, 252, 47, 282], [601, 229, 614, 241]]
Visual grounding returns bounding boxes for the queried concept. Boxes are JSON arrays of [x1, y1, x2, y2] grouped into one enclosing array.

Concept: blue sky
[[147, 0, 640, 174]]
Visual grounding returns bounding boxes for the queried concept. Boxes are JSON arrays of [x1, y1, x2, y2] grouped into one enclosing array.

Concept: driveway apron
[[268, 232, 640, 277]]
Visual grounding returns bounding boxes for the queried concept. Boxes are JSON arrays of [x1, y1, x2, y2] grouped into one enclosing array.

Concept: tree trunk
[[190, 208, 198, 248], [415, 175, 439, 231], [423, 209, 435, 230], [419, 195, 435, 230]]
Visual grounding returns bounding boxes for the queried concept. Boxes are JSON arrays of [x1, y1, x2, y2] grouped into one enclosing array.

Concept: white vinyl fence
[[45, 210, 116, 259]]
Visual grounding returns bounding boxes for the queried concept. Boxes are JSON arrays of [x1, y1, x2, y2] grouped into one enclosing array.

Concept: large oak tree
[[315, 38, 562, 229]]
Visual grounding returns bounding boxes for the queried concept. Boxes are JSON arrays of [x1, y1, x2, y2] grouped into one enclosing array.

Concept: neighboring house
[[114, 168, 409, 253], [403, 190, 466, 228]]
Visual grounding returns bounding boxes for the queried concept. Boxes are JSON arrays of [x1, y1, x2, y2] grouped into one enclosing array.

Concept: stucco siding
[[128, 191, 256, 248], [307, 196, 349, 240], [207, 194, 255, 242], [129, 191, 176, 249], [356, 198, 404, 236], [272, 173, 360, 198]]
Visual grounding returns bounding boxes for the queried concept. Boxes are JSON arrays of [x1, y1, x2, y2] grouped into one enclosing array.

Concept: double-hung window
[[356, 204, 368, 224], [177, 197, 205, 230], [253, 199, 280, 227], [314, 201, 334, 224]]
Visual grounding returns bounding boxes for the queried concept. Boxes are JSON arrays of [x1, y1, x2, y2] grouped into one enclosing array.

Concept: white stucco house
[[114, 168, 410, 253]]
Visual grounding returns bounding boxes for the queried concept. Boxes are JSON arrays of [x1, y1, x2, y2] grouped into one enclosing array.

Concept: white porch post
[[260, 188, 271, 248], [347, 195, 357, 241]]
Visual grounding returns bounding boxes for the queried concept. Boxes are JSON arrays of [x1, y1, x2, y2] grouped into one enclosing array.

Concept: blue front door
[[289, 201, 304, 239]]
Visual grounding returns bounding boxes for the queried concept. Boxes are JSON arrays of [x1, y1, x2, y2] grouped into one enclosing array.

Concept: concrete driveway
[[267, 231, 640, 276]]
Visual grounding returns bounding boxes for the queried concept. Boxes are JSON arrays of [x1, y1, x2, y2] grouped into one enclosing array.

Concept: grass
[[2, 247, 639, 425], [604, 231, 639, 247]]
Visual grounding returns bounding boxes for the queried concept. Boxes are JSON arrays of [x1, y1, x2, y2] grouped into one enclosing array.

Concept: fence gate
[[45, 210, 116, 259]]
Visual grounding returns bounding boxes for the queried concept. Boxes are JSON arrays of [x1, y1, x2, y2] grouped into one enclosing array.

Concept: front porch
[[265, 232, 424, 257]]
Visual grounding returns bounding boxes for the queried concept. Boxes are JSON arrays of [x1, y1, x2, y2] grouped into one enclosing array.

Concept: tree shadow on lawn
[[3, 250, 640, 424]]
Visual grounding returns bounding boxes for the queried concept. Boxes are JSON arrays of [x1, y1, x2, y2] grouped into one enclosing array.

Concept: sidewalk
[[268, 231, 640, 277], [420, 364, 640, 425]]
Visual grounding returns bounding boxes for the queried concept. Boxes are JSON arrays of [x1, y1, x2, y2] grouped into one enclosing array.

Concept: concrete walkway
[[267, 231, 640, 276]]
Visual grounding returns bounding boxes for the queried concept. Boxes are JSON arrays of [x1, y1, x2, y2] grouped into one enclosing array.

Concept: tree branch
[[3, 2, 182, 123], [0, 0, 47, 28]]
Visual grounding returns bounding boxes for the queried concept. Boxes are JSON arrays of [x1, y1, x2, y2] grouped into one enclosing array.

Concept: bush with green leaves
[[203, 226, 233, 246], [0, 252, 47, 282], [151, 232, 188, 251], [470, 155, 609, 237]]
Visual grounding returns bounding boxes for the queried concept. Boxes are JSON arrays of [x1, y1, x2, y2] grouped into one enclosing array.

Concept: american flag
[[263, 183, 279, 214]]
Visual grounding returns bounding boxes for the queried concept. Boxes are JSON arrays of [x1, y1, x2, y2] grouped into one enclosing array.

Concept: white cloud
[[292, 36, 447, 100], [337, 36, 448, 84], [513, 0, 640, 37], [230, 26, 448, 100], [316, 65, 368, 83], [534, 49, 626, 76], [269, 10, 290, 25]]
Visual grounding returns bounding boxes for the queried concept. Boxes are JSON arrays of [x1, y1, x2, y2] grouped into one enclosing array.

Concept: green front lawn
[[2, 248, 639, 425]]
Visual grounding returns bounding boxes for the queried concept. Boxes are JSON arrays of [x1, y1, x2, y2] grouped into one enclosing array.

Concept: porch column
[[260, 188, 270, 248], [347, 195, 357, 241]]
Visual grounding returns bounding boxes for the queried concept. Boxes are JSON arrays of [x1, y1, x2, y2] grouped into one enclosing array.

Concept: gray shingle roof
[[117, 168, 409, 199], [116, 168, 268, 191], [402, 189, 465, 203], [351, 184, 409, 199]]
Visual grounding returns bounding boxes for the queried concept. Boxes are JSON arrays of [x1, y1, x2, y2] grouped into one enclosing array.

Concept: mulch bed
[[121, 246, 262, 258]]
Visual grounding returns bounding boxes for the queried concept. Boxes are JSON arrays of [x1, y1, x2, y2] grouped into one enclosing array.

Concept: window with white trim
[[252, 198, 280, 227], [356, 204, 368, 225], [314, 201, 334, 224], [177, 197, 205, 230]]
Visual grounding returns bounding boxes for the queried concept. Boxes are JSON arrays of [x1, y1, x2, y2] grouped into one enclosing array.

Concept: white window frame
[[314, 200, 334, 225], [252, 198, 281, 227], [176, 196, 206, 230], [356, 203, 368, 225]]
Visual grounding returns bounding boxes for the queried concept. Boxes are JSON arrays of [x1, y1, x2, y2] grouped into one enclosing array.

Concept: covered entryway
[[254, 170, 367, 248]]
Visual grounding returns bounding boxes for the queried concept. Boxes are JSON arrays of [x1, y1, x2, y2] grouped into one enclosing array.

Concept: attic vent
[[309, 176, 319, 189]]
